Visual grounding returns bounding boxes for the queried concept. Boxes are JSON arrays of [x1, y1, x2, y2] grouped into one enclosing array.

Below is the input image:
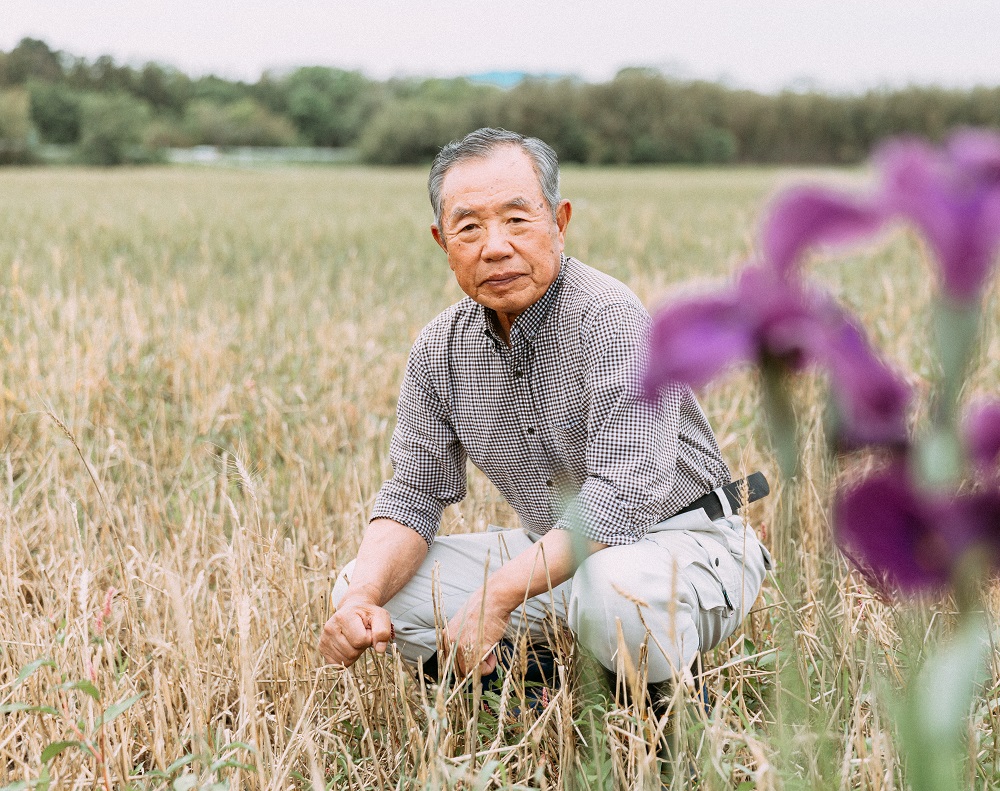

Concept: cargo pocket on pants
[[683, 532, 739, 652]]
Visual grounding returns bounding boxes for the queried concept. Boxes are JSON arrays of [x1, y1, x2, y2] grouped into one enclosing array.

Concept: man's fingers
[[342, 610, 375, 650], [319, 617, 363, 666], [480, 652, 497, 675], [369, 608, 394, 654]]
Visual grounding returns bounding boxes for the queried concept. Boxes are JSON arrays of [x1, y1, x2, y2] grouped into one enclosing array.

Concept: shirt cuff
[[552, 480, 652, 546], [370, 481, 443, 548]]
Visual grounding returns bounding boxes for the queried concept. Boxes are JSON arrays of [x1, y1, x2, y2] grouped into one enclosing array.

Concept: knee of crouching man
[[331, 559, 356, 608]]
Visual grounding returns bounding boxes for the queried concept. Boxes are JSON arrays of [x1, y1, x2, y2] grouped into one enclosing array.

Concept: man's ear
[[555, 200, 572, 248], [431, 224, 448, 253]]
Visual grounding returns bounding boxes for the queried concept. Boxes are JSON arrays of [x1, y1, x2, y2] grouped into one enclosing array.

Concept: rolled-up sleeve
[[552, 302, 683, 546], [370, 335, 466, 546]]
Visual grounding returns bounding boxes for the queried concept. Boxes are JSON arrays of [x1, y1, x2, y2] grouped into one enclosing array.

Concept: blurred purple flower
[[878, 130, 1000, 302], [835, 465, 957, 592], [824, 317, 911, 449], [763, 186, 885, 276], [645, 266, 910, 448], [643, 265, 830, 394], [953, 490, 1000, 564], [836, 463, 1000, 594], [948, 128, 1000, 182], [964, 400, 1000, 473]]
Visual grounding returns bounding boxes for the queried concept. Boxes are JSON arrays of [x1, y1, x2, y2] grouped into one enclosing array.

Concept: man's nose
[[480, 224, 513, 259]]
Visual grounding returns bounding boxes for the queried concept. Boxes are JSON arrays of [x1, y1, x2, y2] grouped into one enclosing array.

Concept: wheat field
[[1, 165, 998, 790]]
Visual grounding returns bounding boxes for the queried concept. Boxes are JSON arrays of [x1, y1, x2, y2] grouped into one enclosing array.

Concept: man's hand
[[319, 593, 394, 667], [445, 588, 511, 677]]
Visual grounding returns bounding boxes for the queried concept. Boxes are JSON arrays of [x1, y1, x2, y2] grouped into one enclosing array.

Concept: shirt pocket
[[548, 415, 587, 469]]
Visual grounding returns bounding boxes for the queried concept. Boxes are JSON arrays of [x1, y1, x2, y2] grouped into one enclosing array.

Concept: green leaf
[[165, 754, 199, 775], [0, 768, 50, 791], [0, 703, 61, 717], [914, 429, 964, 489], [171, 775, 198, 791], [896, 615, 989, 791], [761, 362, 798, 478], [40, 741, 81, 763], [95, 692, 145, 730], [216, 740, 255, 756], [208, 758, 254, 773], [55, 679, 101, 701], [15, 658, 57, 688], [933, 298, 979, 418], [755, 651, 777, 669]]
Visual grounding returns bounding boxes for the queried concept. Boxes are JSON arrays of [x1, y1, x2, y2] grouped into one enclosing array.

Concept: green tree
[[500, 79, 591, 162], [358, 98, 477, 164], [77, 93, 152, 165], [28, 81, 81, 143], [134, 63, 190, 114], [284, 67, 380, 147], [0, 88, 35, 163], [0, 38, 63, 85], [184, 98, 298, 146]]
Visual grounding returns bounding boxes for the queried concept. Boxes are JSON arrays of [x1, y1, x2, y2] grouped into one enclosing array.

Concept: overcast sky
[[3, 1, 999, 93]]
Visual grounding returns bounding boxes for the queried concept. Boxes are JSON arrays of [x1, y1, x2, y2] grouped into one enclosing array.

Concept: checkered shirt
[[371, 257, 730, 547]]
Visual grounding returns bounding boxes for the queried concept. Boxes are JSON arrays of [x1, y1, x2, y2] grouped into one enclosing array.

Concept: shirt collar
[[480, 255, 566, 347]]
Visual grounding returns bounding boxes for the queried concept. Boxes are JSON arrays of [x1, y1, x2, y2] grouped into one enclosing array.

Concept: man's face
[[431, 146, 571, 330]]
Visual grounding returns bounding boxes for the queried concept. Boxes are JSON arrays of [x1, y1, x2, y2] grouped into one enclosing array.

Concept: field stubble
[[1, 166, 998, 789]]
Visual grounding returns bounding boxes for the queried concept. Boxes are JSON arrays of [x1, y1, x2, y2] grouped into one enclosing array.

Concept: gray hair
[[428, 128, 561, 229]]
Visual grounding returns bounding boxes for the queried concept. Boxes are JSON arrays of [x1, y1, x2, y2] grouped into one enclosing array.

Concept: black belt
[[676, 471, 770, 522]]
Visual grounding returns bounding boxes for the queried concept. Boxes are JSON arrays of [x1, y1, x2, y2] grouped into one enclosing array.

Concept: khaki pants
[[332, 509, 771, 684]]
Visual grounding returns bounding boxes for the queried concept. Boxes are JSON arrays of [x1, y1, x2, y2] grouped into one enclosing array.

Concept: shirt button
[[546, 480, 553, 487], [527, 427, 535, 435], [513, 370, 523, 378]]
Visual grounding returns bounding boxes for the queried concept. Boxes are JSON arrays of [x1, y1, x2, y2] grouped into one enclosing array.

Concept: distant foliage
[[2, 36, 1000, 166], [0, 88, 35, 163], [28, 81, 81, 144], [184, 99, 299, 147], [77, 93, 155, 165]]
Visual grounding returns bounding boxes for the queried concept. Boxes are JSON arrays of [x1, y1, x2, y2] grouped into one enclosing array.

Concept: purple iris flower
[[964, 401, 1000, 474], [835, 465, 958, 593], [644, 264, 910, 449], [836, 463, 1000, 593], [877, 130, 1000, 302], [952, 490, 1000, 566], [643, 265, 829, 393], [763, 185, 885, 276], [823, 317, 911, 449]]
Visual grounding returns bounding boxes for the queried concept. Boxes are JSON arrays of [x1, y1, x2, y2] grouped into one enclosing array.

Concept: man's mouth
[[483, 273, 523, 286]]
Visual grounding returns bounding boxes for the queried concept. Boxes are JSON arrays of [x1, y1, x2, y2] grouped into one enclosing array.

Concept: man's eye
[[460, 224, 477, 233]]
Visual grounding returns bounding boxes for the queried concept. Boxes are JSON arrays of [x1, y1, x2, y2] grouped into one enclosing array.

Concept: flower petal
[[762, 186, 885, 276], [947, 128, 1000, 183], [823, 315, 911, 449], [963, 400, 1000, 473], [644, 292, 752, 394], [735, 266, 831, 370], [878, 135, 1000, 302], [834, 466, 953, 593]]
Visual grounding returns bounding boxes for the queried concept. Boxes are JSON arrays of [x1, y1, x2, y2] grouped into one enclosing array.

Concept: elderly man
[[319, 128, 771, 693]]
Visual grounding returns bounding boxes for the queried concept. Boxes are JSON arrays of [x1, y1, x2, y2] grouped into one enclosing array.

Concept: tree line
[[1, 37, 999, 166]]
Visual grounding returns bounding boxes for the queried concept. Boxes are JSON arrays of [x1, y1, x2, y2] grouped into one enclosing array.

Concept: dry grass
[[1, 165, 998, 789]]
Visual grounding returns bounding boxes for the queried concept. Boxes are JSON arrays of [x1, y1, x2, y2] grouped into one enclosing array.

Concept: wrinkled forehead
[[438, 146, 545, 214]]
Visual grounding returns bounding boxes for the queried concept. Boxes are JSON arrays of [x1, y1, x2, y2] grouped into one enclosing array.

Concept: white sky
[[3, 1, 999, 93]]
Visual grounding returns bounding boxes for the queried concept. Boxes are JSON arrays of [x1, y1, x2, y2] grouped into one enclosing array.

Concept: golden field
[[1, 165, 998, 790]]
